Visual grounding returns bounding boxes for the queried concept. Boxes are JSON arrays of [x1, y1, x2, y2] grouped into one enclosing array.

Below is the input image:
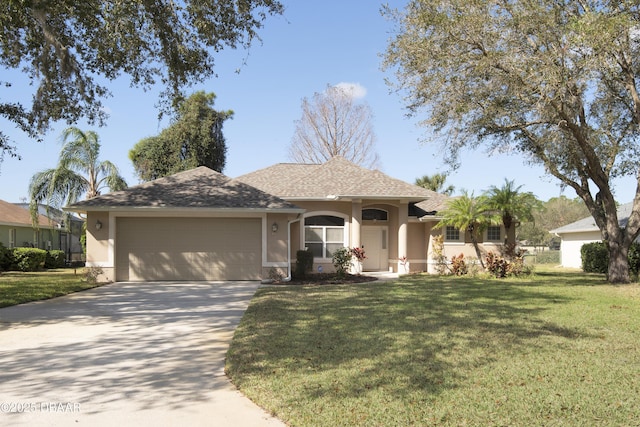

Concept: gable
[[236, 156, 441, 202]]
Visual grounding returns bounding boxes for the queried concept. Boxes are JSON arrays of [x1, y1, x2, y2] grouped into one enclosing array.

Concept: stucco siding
[[558, 231, 602, 269]]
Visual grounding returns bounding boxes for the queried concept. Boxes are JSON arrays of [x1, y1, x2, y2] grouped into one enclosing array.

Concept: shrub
[[84, 267, 104, 284], [485, 252, 508, 278], [294, 250, 314, 279], [581, 242, 608, 274], [628, 242, 640, 277], [450, 254, 468, 276], [332, 247, 352, 278], [431, 234, 448, 274], [0, 242, 14, 271], [506, 254, 529, 277], [12, 248, 47, 272], [350, 247, 366, 262], [45, 250, 66, 269]]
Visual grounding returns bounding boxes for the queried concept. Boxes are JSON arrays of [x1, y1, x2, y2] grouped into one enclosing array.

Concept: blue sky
[[0, 0, 636, 204]]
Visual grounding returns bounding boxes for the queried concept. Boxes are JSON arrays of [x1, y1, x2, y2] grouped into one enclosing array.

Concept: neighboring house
[[550, 202, 634, 269], [66, 157, 510, 282], [0, 199, 62, 251], [14, 203, 85, 261]]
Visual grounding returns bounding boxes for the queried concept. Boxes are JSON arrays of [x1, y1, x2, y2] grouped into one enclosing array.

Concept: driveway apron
[[0, 281, 284, 426]]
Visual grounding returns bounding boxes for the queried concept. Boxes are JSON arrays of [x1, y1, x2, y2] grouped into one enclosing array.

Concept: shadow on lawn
[[227, 274, 594, 406]]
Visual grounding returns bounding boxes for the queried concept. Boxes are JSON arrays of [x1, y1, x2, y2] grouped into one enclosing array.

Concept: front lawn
[[0, 269, 100, 308], [226, 268, 640, 426]]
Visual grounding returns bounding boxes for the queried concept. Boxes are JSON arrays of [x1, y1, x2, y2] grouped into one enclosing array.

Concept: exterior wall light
[[96, 220, 102, 230], [271, 222, 278, 233]]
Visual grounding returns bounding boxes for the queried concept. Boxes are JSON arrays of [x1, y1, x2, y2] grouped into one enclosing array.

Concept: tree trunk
[[607, 239, 630, 284], [472, 238, 485, 269]]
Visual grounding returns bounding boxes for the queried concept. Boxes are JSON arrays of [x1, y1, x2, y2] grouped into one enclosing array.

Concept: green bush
[[0, 242, 14, 271], [294, 250, 314, 279], [45, 250, 66, 269], [332, 247, 352, 278], [581, 242, 609, 274], [628, 242, 640, 277], [12, 248, 47, 272]]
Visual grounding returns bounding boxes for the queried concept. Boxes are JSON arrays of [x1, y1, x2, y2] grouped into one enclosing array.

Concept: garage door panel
[[116, 218, 262, 281]]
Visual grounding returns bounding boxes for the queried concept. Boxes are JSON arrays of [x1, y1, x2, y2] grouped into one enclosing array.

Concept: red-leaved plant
[[350, 247, 366, 261]]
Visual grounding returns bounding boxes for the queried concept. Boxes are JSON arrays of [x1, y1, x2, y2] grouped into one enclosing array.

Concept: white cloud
[[333, 82, 367, 99]]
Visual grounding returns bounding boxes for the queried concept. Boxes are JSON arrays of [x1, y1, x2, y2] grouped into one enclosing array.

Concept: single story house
[[550, 202, 633, 268], [14, 203, 85, 261], [0, 199, 62, 250], [66, 157, 511, 282]]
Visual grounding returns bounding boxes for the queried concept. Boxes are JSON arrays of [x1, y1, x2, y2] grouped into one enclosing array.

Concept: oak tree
[[384, 1, 640, 282], [0, 0, 283, 159]]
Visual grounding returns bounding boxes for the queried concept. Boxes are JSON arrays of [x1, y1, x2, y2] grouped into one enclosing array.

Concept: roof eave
[[64, 206, 305, 214], [283, 195, 430, 203]]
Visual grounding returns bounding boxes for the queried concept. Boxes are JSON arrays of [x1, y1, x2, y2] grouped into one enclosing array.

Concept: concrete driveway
[[0, 281, 285, 426]]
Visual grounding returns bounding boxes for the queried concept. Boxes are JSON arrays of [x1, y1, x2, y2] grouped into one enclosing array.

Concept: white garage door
[[116, 217, 262, 281]]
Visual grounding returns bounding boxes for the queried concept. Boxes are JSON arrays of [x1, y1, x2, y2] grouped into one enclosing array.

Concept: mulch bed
[[273, 273, 378, 286]]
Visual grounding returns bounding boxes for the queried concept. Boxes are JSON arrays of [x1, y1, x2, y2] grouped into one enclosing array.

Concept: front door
[[361, 226, 388, 271]]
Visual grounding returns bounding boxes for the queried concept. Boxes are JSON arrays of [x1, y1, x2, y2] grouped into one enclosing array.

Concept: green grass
[[0, 269, 100, 308], [226, 267, 640, 426]]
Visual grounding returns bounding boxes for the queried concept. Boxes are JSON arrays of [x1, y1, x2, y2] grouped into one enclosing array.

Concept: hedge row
[[0, 243, 66, 272]]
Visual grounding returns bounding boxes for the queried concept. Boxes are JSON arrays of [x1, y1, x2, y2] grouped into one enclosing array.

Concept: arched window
[[304, 215, 345, 259], [362, 208, 388, 221]]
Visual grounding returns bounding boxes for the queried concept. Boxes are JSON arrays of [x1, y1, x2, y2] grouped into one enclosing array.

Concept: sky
[[0, 0, 637, 204]]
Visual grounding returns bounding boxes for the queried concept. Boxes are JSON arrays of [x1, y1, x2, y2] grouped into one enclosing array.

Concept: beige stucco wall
[[288, 200, 433, 273], [427, 225, 512, 273], [85, 212, 113, 282], [265, 213, 293, 263]]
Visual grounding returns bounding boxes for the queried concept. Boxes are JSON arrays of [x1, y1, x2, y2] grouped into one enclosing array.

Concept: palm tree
[[486, 179, 541, 248], [415, 173, 455, 195], [29, 127, 127, 222], [435, 192, 497, 268]]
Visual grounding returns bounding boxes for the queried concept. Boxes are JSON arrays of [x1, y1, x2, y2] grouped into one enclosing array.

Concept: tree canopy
[[288, 84, 380, 168], [384, 1, 640, 282], [518, 196, 591, 247], [436, 192, 498, 268], [415, 173, 455, 195], [129, 91, 232, 181], [0, 0, 283, 158], [29, 127, 127, 222], [486, 179, 541, 247]]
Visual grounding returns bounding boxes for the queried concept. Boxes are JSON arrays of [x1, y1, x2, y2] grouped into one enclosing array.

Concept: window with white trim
[[444, 226, 464, 243], [305, 215, 345, 259], [486, 225, 502, 242]]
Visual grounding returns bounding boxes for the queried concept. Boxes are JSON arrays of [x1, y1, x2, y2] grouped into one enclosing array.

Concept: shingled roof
[[550, 202, 633, 234], [236, 156, 441, 202], [66, 166, 304, 212], [0, 199, 59, 228]]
